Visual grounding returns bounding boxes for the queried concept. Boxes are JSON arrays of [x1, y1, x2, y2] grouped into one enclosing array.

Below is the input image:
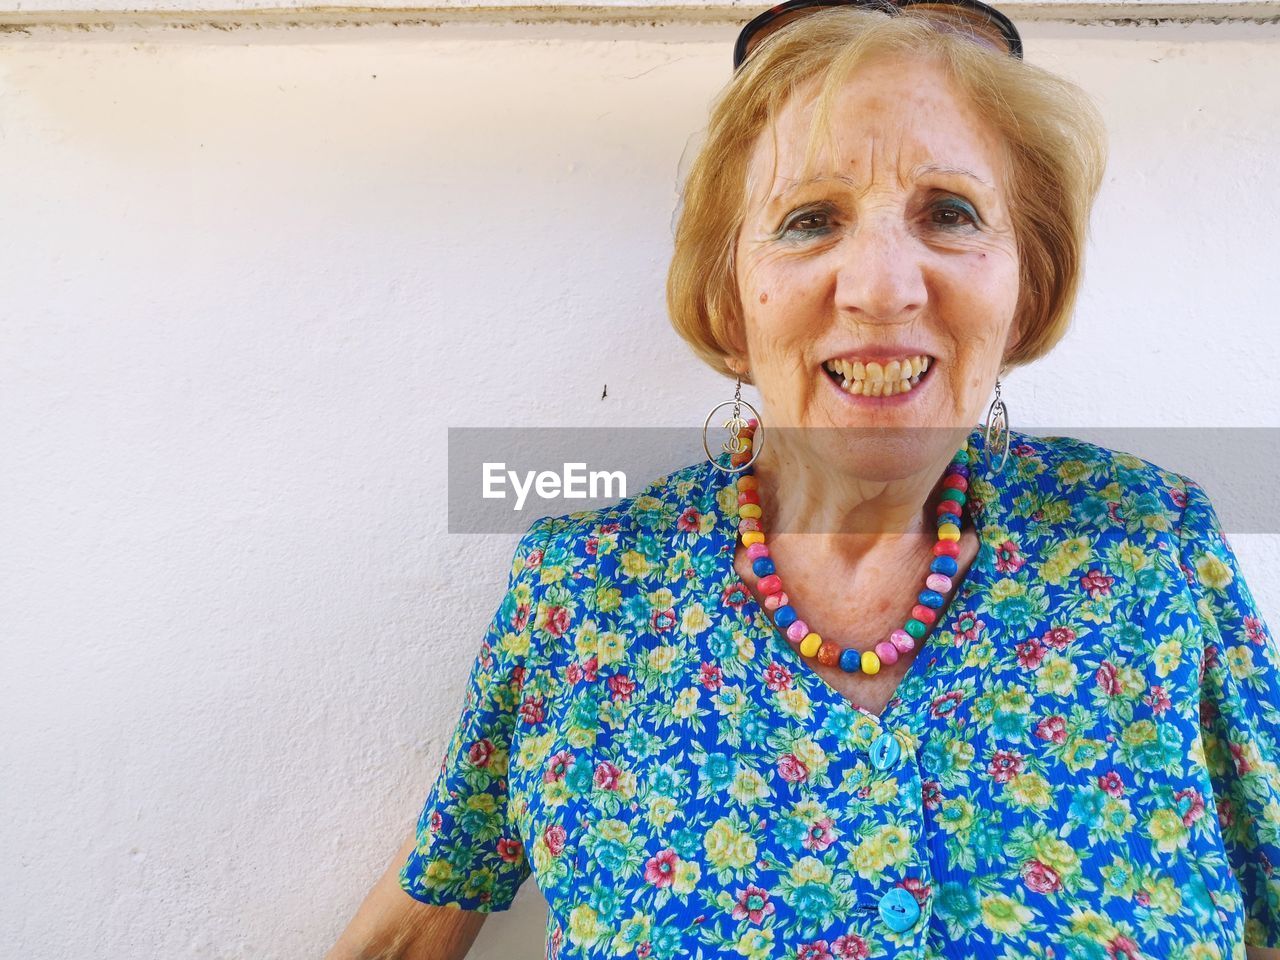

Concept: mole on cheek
[[759, 292, 769, 304]]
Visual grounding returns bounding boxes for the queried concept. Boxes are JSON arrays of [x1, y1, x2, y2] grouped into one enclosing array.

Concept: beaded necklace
[[731, 419, 971, 676]]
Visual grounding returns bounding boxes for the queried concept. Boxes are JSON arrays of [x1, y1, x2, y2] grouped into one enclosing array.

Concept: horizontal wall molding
[[2, 1, 1278, 33]]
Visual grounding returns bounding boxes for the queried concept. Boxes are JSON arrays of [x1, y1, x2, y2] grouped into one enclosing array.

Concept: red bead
[[730, 450, 752, 466], [936, 501, 962, 517], [757, 574, 783, 594], [816, 640, 841, 667], [943, 475, 969, 492], [738, 491, 760, 506], [933, 540, 960, 557], [911, 604, 937, 625]]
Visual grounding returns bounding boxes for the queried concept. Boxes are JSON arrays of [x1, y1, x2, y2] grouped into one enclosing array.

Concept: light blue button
[[870, 731, 903, 771], [878, 886, 921, 932]]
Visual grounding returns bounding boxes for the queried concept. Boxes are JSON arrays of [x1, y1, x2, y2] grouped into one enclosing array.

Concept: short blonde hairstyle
[[667, 7, 1108, 383]]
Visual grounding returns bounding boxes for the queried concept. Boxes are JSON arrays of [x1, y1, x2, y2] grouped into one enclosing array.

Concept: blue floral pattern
[[400, 426, 1280, 959]]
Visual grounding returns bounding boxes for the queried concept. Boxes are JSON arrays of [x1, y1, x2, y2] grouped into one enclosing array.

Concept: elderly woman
[[329, 3, 1280, 958]]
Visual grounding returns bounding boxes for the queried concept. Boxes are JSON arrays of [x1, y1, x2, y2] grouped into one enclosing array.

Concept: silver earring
[[984, 376, 1010, 472], [703, 375, 764, 474]]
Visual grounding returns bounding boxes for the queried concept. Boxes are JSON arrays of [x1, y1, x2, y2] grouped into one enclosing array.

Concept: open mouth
[[822, 354, 934, 398]]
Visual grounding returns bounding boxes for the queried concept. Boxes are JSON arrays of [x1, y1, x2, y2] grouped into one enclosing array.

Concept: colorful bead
[[738, 490, 760, 505], [763, 592, 789, 611], [890, 629, 915, 653], [757, 574, 782, 594], [941, 488, 966, 504], [918, 589, 945, 608], [839, 648, 862, 672], [926, 573, 953, 593], [739, 503, 762, 519], [786, 620, 810, 642], [875, 640, 899, 666], [752, 557, 775, 577], [861, 650, 881, 675], [937, 524, 960, 542], [817, 639, 841, 666], [773, 605, 797, 628], [738, 518, 762, 533], [747, 543, 771, 560], [799, 633, 822, 658], [943, 475, 968, 492], [937, 501, 962, 517], [911, 604, 937, 626], [905, 619, 927, 639], [930, 556, 958, 576], [737, 475, 759, 490], [933, 540, 960, 557], [742, 531, 765, 546], [953, 449, 970, 464]]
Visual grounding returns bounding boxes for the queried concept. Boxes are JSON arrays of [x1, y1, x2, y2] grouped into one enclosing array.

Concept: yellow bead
[[937, 524, 960, 542], [742, 531, 765, 546], [738, 503, 762, 519], [861, 650, 881, 675], [799, 632, 822, 657]]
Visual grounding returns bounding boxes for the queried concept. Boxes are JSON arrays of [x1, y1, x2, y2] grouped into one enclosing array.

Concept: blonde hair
[[666, 7, 1108, 383]]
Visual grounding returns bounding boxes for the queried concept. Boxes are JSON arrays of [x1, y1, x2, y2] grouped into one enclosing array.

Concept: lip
[[823, 347, 935, 364], [822, 357, 936, 405]]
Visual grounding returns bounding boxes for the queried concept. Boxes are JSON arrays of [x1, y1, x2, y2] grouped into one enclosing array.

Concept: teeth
[[823, 354, 932, 397]]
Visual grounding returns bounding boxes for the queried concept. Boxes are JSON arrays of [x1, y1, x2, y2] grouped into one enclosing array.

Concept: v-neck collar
[[704, 423, 1011, 729]]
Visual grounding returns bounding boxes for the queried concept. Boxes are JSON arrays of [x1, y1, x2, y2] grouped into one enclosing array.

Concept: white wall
[[3, 13, 1278, 959]]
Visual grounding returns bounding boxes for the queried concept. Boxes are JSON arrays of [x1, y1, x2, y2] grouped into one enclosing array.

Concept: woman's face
[[732, 53, 1021, 479]]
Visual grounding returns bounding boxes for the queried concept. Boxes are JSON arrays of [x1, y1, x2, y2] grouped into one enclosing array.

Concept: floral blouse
[[399, 425, 1280, 960]]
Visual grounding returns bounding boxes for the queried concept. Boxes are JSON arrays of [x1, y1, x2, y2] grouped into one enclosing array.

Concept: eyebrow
[[763, 163, 995, 211]]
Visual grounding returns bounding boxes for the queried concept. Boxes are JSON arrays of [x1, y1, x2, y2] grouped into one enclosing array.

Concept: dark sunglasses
[[733, 0, 1024, 70]]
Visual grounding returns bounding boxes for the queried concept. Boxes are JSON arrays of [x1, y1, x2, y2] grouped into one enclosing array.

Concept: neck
[[747, 435, 965, 568]]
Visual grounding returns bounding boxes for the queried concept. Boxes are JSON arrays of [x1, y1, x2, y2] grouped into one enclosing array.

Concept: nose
[[832, 217, 928, 324]]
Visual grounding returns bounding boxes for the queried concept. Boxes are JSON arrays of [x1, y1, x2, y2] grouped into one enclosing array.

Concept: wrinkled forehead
[[741, 60, 1009, 213]]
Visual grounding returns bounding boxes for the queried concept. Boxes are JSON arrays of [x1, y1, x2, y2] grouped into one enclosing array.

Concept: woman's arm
[[325, 834, 487, 960]]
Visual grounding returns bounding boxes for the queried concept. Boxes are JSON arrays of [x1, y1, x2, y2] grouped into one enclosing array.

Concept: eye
[[929, 198, 980, 229], [779, 205, 835, 237]]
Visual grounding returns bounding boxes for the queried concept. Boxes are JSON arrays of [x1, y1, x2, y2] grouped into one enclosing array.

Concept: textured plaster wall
[[2, 15, 1278, 959]]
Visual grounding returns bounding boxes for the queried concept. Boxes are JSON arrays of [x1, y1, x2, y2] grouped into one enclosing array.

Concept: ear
[[724, 354, 750, 378], [1002, 315, 1023, 366]]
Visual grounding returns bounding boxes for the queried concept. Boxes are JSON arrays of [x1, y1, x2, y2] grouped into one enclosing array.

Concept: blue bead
[[918, 589, 945, 609], [930, 556, 958, 577], [877, 886, 921, 932], [752, 557, 775, 577], [935, 513, 962, 527], [839, 648, 862, 673], [773, 605, 797, 628]]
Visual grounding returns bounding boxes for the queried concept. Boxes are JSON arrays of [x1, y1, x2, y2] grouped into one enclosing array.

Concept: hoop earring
[[703, 375, 764, 474], [984, 376, 1010, 473]]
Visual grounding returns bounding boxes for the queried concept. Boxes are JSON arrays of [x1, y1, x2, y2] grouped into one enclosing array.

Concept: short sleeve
[[397, 515, 554, 912], [1180, 476, 1280, 947]]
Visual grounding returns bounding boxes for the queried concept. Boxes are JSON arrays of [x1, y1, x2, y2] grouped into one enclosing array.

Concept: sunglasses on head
[[733, 0, 1024, 70]]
